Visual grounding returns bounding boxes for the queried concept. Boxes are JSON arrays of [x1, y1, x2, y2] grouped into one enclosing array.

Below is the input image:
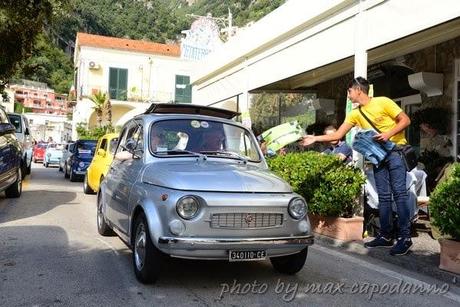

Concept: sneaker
[[390, 238, 413, 256], [364, 236, 394, 248]]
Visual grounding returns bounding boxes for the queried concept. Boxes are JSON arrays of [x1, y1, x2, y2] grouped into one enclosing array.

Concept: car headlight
[[78, 161, 85, 167], [176, 196, 200, 220], [288, 197, 307, 219]]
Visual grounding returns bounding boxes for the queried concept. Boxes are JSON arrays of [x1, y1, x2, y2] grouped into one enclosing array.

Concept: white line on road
[[311, 244, 460, 303], [96, 237, 120, 256]]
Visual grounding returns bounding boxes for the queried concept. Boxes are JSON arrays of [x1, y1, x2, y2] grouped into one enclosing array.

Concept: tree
[[90, 91, 107, 127], [0, 0, 68, 93]]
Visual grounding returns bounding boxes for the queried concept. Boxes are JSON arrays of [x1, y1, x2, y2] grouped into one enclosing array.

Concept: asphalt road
[[1, 164, 459, 307]]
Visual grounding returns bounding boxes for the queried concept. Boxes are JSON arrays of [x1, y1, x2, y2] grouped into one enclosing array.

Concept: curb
[[312, 232, 459, 286]]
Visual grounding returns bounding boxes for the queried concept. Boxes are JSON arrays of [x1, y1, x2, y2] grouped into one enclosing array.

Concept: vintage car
[[33, 142, 48, 163], [84, 133, 119, 194], [0, 106, 22, 198], [7, 112, 32, 177], [63, 139, 97, 182], [97, 104, 314, 284], [58, 142, 74, 172], [43, 143, 64, 167]]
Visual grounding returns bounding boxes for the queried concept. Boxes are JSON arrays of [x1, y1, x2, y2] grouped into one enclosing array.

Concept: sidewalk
[[313, 218, 459, 285]]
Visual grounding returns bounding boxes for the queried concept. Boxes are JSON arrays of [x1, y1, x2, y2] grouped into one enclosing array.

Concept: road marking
[[96, 237, 120, 256], [311, 244, 460, 303]]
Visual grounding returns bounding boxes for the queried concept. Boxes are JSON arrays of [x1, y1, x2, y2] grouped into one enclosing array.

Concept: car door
[[0, 109, 17, 190], [106, 121, 144, 235], [89, 137, 107, 184]]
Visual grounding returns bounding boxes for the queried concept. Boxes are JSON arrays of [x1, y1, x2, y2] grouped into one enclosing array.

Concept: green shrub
[[76, 122, 115, 140], [429, 163, 460, 240], [267, 151, 366, 217]]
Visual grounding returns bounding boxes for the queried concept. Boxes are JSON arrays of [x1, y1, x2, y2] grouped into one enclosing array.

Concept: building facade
[[9, 79, 70, 115], [73, 33, 194, 139]]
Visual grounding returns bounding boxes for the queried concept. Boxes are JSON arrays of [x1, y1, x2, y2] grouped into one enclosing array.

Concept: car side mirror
[[0, 123, 15, 136], [124, 138, 143, 159], [97, 148, 106, 157], [25, 127, 30, 135]]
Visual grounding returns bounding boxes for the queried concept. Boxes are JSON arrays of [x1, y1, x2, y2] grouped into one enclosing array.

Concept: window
[[109, 67, 128, 100], [7, 114, 22, 133], [175, 75, 192, 103], [99, 139, 107, 151]]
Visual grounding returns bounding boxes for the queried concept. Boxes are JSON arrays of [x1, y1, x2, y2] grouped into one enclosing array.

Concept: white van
[[7, 113, 33, 178]]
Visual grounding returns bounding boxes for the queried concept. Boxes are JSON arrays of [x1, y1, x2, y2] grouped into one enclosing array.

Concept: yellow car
[[84, 133, 119, 194]]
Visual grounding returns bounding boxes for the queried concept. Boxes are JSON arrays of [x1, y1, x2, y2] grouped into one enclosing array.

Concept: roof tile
[[76, 32, 180, 57]]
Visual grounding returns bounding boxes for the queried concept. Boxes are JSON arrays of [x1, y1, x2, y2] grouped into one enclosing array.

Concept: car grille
[[210, 213, 283, 229]]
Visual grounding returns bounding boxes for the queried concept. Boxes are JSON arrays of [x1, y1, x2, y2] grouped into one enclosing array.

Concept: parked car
[[0, 107, 22, 198], [7, 112, 32, 177], [43, 143, 64, 167], [97, 103, 314, 284], [33, 142, 48, 163], [58, 142, 74, 172], [84, 133, 119, 194], [63, 139, 97, 182]]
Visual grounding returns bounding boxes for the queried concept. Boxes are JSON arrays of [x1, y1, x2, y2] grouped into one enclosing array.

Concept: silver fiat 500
[[97, 103, 314, 283]]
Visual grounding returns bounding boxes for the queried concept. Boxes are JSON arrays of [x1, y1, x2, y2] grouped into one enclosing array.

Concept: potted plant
[[429, 163, 460, 274], [268, 151, 366, 241]]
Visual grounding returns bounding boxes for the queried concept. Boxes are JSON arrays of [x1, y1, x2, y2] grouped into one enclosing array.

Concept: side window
[[109, 138, 119, 155], [100, 139, 107, 151], [116, 125, 132, 154]]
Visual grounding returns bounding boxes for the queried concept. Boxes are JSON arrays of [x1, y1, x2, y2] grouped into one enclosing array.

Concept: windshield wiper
[[153, 149, 207, 159], [199, 151, 248, 163]]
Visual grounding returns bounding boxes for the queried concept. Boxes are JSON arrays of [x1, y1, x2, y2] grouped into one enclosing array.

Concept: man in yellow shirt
[[300, 77, 412, 256]]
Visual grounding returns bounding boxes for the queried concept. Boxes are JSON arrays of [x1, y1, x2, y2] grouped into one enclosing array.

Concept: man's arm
[[300, 122, 354, 146], [373, 111, 411, 142]]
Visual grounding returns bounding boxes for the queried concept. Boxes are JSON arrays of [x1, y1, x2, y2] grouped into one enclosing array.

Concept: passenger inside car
[[201, 130, 226, 151]]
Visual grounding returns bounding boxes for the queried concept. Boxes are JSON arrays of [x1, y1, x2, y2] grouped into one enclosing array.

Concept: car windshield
[[76, 140, 97, 156], [7, 114, 22, 133], [149, 119, 261, 162], [47, 144, 64, 150]]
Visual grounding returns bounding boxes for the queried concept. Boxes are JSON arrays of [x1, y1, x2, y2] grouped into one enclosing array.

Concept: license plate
[[229, 250, 266, 262]]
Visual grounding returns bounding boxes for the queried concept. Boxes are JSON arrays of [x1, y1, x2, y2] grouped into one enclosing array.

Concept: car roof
[[144, 103, 240, 119]]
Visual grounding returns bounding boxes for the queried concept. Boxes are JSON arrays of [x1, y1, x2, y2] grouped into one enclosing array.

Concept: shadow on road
[[0, 190, 77, 224]]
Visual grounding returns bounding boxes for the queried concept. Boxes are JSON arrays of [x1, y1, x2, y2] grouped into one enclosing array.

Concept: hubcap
[[134, 223, 146, 271]]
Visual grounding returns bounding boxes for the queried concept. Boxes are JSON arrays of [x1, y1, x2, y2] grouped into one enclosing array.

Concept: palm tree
[[90, 91, 107, 128], [104, 98, 113, 131]]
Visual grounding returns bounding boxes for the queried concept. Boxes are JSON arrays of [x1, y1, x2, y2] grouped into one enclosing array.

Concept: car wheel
[[26, 161, 31, 175], [58, 164, 62, 172], [83, 174, 96, 194], [133, 213, 164, 284], [45, 162, 49, 168], [5, 167, 22, 198], [69, 169, 77, 182], [97, 192, 115, 236], [270, 247, 308, 275], [64, 164, 70, 178], [21, 160, 27, 179]]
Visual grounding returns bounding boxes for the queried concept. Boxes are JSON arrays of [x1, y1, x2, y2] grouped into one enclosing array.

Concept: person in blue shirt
[[322, 125, 352, 163]]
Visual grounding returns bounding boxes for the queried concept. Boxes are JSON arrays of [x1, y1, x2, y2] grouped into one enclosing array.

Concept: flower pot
[[308, 214, 364, 241], [439, 238, 460, 274]]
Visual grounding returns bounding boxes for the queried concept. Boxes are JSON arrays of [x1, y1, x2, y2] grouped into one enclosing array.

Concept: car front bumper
[[157, 235, 314, 260]]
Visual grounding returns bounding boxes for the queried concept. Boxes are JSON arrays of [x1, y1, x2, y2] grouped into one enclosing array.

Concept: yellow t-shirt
[[344, 97, 407, 145]]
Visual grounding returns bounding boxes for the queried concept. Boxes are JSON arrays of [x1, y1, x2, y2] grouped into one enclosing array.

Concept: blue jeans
[[373, 151, 410, 239]]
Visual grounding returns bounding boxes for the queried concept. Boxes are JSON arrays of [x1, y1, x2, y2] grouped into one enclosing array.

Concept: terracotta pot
[[308, 214, 364, 241], [439, 238, 460, 274]]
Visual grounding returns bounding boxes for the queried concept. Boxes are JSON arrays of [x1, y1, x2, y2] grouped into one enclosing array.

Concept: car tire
[[69, 170, 77, 182], [83, 174, 96, 194], [5, 167, 22, 198], [58, 164, 62, 172], [45, 162, 49, 168], [26, 161, 31, 175], [132, 213, 164, 284], [96, 192, 115, 236], [270, 247, 308, 275], [64, 164, 70, 178]]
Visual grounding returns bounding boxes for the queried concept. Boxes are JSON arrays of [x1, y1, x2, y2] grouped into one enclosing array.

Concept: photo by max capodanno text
[[218, 279, 450, 302]]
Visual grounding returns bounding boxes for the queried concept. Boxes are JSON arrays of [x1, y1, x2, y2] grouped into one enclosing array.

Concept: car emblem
[[244, 214, 254, 225]]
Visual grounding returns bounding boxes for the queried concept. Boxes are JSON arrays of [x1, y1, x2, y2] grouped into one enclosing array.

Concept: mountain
[[14, 0, 286, 94]]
